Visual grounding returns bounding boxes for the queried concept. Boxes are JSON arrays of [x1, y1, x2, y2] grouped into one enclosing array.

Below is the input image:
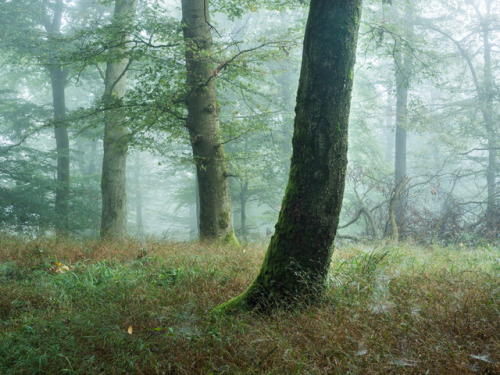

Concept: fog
[[0, 0, 498, 244]]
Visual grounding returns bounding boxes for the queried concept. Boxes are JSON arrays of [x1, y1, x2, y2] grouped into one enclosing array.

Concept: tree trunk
[[394, 63, 408, 237], [50, 66, 70, 236], [42, 0, 69, 236], [100, 0, 138, 239], [480, 6, 498, 236], [216, 0, 362, 312], [181, 0, 237, 244], [385, 89, 394, 163], [426, 1, 498, 238], [134, 151, 143, 236], [240, 180, 248, 240], [392, 1, 414, 241]]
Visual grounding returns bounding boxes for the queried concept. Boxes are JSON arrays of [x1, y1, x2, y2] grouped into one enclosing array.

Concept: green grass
[[0, 236, 498, 374]]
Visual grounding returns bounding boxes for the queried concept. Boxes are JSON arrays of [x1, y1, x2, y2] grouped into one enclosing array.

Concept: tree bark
[[100, 0, 138, 239], [216, 0, 362, 312], [181, 0, 237, 244]]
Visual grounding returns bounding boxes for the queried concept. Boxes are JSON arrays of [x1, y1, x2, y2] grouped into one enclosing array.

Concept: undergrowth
[[0, 235, 498, 374]]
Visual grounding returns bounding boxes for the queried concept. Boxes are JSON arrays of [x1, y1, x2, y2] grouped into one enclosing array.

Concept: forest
[[0, 0, 499, 373]]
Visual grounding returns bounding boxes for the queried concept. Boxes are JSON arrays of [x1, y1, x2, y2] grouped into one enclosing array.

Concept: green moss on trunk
[[215, 0, 362, 313]]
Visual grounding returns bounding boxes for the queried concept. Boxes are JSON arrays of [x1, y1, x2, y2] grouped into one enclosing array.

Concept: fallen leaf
[[128, 325, 133, 335], [52, 262, 70, 274]]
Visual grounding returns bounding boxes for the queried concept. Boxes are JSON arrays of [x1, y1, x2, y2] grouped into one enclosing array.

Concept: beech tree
[[217, 0, 362, 312], [100, 0, 138, 239], [181, 0, 237, 243]]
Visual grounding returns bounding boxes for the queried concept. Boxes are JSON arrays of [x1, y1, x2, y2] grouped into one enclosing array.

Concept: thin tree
[[390, 0, 414, 241], [424, 0, 498, 237], [42, 0, 70, 236], [217, 0, 362, 312]]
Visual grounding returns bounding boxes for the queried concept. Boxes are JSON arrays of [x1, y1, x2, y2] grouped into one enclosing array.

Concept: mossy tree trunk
[[100, 0, 138, 240], [216, 0, 362, 312], [181, 0, 237, 244]]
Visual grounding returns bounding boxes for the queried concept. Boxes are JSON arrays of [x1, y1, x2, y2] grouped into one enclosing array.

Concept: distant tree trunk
[[394, 58, 408, 237], [50, 65, 70, 236], [479, 4, 498, 235], [100, 0, 138, 239], [385, 89, 394, 163], [134, 152, 143, 236], [240, 180, 248, 240], [428, 1, 498, 237], [392, 1, 414, 241], [216, 0, 362, 312], [42, 0, 69, 236], [181, 0, 237, 244]]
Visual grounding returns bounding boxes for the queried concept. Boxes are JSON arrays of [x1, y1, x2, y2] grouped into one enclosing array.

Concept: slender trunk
[[181, 0, 237, 244], [134, 152, 143, 236], [392, 1, 414, 241], [394, 63, 407, 237], [50, 66, 70, 236], [427, 1, 497, 237], [385, 90, 394, 163], [217, 0, 362, 312], [100, 0, 138, 239], [42, 0, 69, 236], [240, 180, 248, 240], [480, 15, 498, 235]]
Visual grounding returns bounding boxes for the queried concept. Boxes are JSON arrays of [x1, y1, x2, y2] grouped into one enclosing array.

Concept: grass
[[0, 235, 498, 374]]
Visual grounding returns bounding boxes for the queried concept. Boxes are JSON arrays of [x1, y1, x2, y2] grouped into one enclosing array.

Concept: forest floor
[[0, 236, 498, 374]]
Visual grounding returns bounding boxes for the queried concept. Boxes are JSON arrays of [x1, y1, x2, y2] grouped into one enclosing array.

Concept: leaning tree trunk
[[181, 0, 237, 244], [100, 0, 138, 240], [216, 0, 362, 313]]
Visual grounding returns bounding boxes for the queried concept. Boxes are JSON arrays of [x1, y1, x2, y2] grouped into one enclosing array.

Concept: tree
[[181, 0, 237, 243], [0, 0, 107, 236], [217, 0, 362, 312], [422, 0, 499, 238], [387, 0, 415, 242], [40, 0, 71, 236], [100, 0, 138, 239]]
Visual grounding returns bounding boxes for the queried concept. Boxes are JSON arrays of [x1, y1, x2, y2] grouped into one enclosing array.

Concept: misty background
[[0, 0, 498, 244]]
